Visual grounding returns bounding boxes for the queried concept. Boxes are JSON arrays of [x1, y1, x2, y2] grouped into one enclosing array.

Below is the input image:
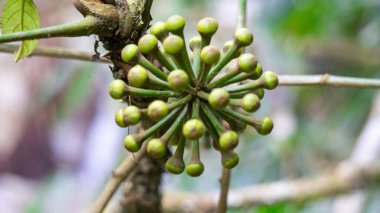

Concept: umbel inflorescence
[[108, 15, 278, 177]]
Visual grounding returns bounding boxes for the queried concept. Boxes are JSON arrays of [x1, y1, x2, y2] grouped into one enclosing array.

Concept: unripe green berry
[[166, 15, 185, 33], [166, 156, 185, 174], [147, 138, 166, 158], [109, 79, 127, 99], [200, 46, 220, 64], [186, 163, 204, 177], [242, 93, 260, 112], [128, 65, 148, 87], [147, 100, 169, 122], [254, 64, 263, 78], [183, 119, 206, 140], [150, 22, 168, 41], [262, 71, 278, 90], [163, 35, 184, 55], [123, 106, 141, 125], [258, 117, 273, 135], [138, 34, 158, 54], [124, 135, 141, 152], [234, 28, 254, 47], [219, 131, 239, 151], [167, 69, 190, 91], [115, 109, 128, 128], [189, 36, 202, 51], [238, 53, 257, 73], [221, 151, 239, 169], [223, 40, 243, 58], [208, 88, 230, 109], [121, 44, 140, 63], [197, 17, 218, 37]]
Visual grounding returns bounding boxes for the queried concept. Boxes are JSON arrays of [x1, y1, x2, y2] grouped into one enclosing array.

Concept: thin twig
[[162, 161, 380, 212], [216, 168, 231, 213], [90, 143, 147, 213], [0, 44, 111, 63], [278, 74, 380, 89]]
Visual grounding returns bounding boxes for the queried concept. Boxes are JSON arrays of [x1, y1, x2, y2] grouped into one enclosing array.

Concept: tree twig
[[0, 44, 111, 63], [216, 168, 231, 213], [278, 74, 380, 89], [162, 161, 380, 212], [90, 143, 147, 213]]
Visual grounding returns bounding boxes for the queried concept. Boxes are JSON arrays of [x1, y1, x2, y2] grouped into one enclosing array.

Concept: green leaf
[[1, 0, 40, 61]]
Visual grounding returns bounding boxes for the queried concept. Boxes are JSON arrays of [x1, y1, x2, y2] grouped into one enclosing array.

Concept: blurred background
[[0, 0, 380, 212]]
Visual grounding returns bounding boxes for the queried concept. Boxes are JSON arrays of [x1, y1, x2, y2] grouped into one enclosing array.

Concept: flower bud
[[166, 15, 185, 34], [183, 119, 206, 140], [128, 65, 148, 87], [123, 106, 141, 125], [124, 135, 141, 152], [261, 71, 278, 90], [115, 109, 128, 128], [163, 35, 184, 55], [221, 151, 239, 169], [121, 44, 140, 63], [189, 36, 202, 51], [150, 22, 168, 41], [219, 130, 239, 151], [166, 155, 185, 174], [147, 100, 169, 121], [234, 28, 253, 47], [186, 163, 204, 177], [138, 34, 158, 54], [197, 17, 218, 37], [223, 40, 243, 58], [167, 69, 190, 91], [200, 45, 220, 65], [257, 117, 273, 135], [108, 79, 127, 99], [242, 93, 260, 112], [208, 88, 230, 109], [238, 53, 257, 73], [147, 138, 166, 158]]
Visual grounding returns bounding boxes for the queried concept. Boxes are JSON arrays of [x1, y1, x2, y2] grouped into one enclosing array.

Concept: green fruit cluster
[[108, 15, 278, 176]]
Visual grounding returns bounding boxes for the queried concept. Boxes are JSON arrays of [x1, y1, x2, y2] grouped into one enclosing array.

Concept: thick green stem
[[191, 100, 200, 119], [225, 80, 264, 93], [147, 72, 171, 89], [167, 95, 192, 111], [219, 107, 264, 130], [0, 16, 101, 43], [192, 48, 201, 76], [199, 110, 220, 150], [138, 56, 168, 81], [200, 103, 225, 133], [189, 139, 201, 162], [197, 91, 210, 102], [125, 86, 181, 97], [153, 49, 176, 71], [207, 69, 241, 89], [206, 44, 239, 83]]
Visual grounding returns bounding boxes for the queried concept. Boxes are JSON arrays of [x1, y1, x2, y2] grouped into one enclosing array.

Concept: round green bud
[[238, 53, 257, 73], [123, 106, 141, 125], [121, 44, 140, 63], [258, 117, 273, 135], [242, 93, 260, 112], [219, 130, 239, 151], [124, 135, 141, 152], [189, 36, 202, 51], [163, 35, 184, 55], [165, 15, 185, 33], [138, 34, 158, 54], [200, 46, 220, 64], [261, 71, 278, 90], [147, 100, 169, 122], [221, 151, 239, 169], [223, 40, 243, 58], [115, 109, 128, 128], [147, 138, 166, 158], [183, 119, 206, 140], [255, 88, 265, 100], [165, 156, 185, 174], [186, 163, 204, 177], [254, 64, 263, 78], [150, 22, 168, 41], [128, 65, 148, 87], [208, 88, 230, 109], [197, 17, 218, 37], [108, 79, 127, 99], [234, 28, 254, 47], [167, 69, 190, 91]]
